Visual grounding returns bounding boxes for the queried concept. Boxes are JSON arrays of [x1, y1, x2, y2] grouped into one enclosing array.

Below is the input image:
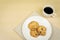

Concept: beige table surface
[[0, 0, 60, 40]]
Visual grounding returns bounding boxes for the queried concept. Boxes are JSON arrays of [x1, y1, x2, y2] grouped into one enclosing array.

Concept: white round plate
[[22, 16, 52, 40]]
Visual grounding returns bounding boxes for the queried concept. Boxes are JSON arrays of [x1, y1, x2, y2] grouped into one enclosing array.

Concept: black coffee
[[44, 7, 53, 14]]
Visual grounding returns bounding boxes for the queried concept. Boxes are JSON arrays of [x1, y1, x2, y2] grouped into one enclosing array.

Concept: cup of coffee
[[43, 5, 55, 17]]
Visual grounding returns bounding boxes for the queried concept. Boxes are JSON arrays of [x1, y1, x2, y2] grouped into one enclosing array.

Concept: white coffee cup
[[43, 5, 56, 17]]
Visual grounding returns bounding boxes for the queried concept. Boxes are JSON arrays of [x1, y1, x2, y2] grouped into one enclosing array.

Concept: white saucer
[[22, 16, 52, 40]]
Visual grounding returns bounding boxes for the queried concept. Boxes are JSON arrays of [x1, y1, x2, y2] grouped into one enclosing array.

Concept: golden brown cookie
[[37, 26, 46, 36], [30, 30, 39, 38], [28, 21, 39, 31]]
